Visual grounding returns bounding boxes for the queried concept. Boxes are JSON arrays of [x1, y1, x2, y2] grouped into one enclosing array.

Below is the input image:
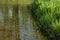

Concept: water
[[0, 6, 36, 40], [19, 7, 36, 40]]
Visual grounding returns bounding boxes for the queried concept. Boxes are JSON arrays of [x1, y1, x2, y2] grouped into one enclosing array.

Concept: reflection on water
[[19, 7, 36, 40], [0, 6, 36, 40]]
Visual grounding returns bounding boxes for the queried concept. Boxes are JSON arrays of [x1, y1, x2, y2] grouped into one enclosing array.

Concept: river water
[[19, 7, 36, 40], [0, 6, 36, 40]]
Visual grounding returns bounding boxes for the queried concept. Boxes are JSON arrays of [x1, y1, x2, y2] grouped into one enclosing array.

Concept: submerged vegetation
[[31, 0, 60, 40]]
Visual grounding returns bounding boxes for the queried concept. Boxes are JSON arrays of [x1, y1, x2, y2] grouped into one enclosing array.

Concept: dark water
[[0, 7, 36, 40], [19, 7, 36, 40]]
